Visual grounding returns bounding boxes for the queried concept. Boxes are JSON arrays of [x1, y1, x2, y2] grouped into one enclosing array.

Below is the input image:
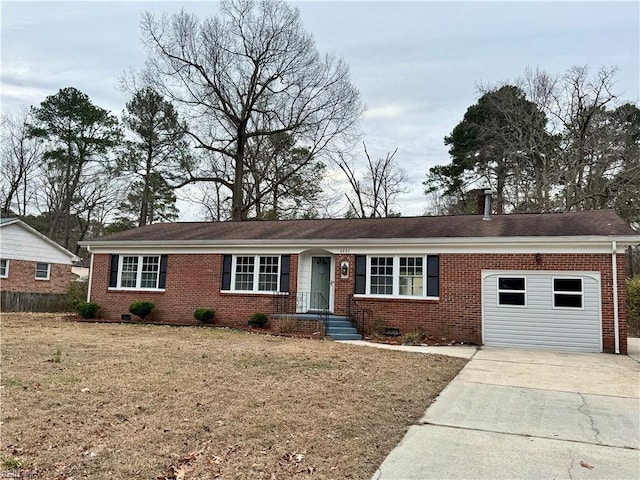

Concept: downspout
[[612, 241, 620, 354], [87, 251, 94, 303]]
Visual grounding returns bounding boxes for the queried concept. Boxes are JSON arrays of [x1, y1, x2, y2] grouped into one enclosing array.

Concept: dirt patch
[[1, 313, 466, 479]]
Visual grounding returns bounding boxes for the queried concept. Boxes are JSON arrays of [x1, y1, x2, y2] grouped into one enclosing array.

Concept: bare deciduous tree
[[546, 66, 619, 210], [0, 110, 40, 215], [139, 0, 363, 220], [338, 143, 407, 218]]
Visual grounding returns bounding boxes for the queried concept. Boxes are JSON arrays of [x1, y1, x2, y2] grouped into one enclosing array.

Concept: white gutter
[[87, 253, 94, 302], [612, 241, 620, 354], [79, 235, 640, 249]]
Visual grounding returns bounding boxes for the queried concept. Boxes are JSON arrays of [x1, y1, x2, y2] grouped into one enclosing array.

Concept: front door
[[310, 256, 331, 311]]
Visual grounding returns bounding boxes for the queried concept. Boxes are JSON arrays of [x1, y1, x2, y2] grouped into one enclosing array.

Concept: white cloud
[[363, 104, 408, 120], [1, 0, 638, 220]]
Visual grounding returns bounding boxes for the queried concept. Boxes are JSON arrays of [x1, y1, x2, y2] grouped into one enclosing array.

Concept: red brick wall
[[90, 254, 299, 328], [0, 259, 71, 294], [333, 253, 627, 354], [89, 252, 627, 354]]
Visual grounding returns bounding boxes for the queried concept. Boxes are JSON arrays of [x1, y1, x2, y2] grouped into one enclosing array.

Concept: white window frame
[[370, 256, 394, 295], [360, 255, 439, 300], [553, 277, 584, 310], [35, 262, 50, 281], [399, 256, 424, 297], [112, 255, 163, 291], [497, 276, 527, 307], [231, 255, 281, 294], [0, 259, 9, 278]]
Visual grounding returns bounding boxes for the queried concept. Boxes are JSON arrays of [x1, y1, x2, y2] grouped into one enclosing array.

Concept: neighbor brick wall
[[332, 253, 627, 354], [90, 253, 299, 329], [0, 260, 71, 294]]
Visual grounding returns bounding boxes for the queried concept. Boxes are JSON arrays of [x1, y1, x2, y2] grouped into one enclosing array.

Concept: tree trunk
[[139, 145, 153, 227], [232, 130, 246, 221]]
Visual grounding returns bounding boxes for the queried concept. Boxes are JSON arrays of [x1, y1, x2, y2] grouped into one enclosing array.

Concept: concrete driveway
[[373, 346, 640, 480]]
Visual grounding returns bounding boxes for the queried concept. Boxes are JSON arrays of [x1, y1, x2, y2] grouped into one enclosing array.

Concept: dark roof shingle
[[89, 210, 636, 243]]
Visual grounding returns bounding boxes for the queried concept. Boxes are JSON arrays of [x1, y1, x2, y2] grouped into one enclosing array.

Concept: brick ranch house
[[80, 208, 639, 354], [0, 218, 80, 300]]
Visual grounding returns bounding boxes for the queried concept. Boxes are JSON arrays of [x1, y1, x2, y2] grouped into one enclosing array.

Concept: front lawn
[[1, 313, 466, 479]]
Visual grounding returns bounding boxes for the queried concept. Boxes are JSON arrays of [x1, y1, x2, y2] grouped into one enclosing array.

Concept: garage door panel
[[483, 271, 601, 352], [485, 323, 600, 334], [483, 314, 600, 327], [483, 315, 601, 327], [485, 337, 600, 352]]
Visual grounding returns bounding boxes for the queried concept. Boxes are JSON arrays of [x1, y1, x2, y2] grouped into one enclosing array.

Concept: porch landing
[[273, 314, 362, 341]]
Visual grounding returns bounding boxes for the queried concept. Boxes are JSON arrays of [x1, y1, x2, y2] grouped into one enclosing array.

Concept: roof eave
[[80, 234, 640, 251]]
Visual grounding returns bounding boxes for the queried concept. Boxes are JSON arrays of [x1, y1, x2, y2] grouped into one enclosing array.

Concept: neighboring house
[[71, 266, 90, 282], [0, 218, 81, 297], [80, 204, 639, 354]]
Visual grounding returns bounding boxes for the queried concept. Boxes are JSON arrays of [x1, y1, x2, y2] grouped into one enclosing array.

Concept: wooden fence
[[1, 291, 70, 313]]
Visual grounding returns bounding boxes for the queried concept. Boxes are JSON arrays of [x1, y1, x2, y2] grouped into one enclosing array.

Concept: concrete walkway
[[628, 337, 640, 363], [337, 339, 478, 359], [372, 346, 640, 480]]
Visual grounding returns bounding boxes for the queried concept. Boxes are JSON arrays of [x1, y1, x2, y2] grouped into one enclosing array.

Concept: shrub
[[248, 312, 269, 328], [627, 276, 640, 337], [67, 280, 89, 311], [401, 331, 424, 346], [369, 318, 388, 337], [194, 308, 216, 323], [276, 315, 297, 334], [129, 301, 155, 320], [76, 301, 100, 319]]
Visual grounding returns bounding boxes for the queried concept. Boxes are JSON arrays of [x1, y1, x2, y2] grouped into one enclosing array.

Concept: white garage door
[[482, 271, 602, 352]]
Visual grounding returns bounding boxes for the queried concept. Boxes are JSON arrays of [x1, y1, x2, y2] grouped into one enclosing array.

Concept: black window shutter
[[108, 254, 119, 288], [427, 255, 439, 297], [279, 255, 290, 292], [354, 255, 366, 294], [158, 255, 168, 289], [221, 254, 232, 290]]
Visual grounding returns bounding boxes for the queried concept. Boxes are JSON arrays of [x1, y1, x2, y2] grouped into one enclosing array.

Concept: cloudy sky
[[2, 0, 639, 218]]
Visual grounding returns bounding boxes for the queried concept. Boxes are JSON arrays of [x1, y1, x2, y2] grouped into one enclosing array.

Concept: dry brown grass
[[1, 313, 466, 479]]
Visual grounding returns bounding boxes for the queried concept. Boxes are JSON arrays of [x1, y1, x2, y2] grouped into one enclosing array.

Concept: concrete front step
[[326, 315, 361, 341], [326, 320, 353, 328], [329, 332, 363, 340]]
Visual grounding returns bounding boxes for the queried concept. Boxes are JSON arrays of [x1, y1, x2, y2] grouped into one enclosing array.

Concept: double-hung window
[[553, 278, 583, 308], [232, 255, 280, 292], [35, 262, 50, 280], [357, 255, 439, 298], [370, 257, 394, 295], [0, 259, 8, 278], [234, 256, 256, 291], [399, 257, 423, 296], [258, 256, 279, 291], [116, 255, 162, 290], [120, 256, 139, 288]]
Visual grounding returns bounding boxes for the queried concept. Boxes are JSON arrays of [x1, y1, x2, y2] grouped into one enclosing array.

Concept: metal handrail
[[272, 291, 329, 337], [347, 295, 371, 336]]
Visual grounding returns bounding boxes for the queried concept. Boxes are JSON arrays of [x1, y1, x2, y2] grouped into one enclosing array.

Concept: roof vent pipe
[[483, 190, 492, 221]]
